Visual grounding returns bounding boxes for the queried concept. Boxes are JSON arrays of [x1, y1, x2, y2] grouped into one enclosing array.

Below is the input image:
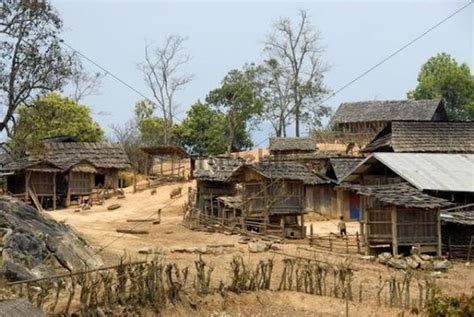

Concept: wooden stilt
[[391, 206, 398, 256], [52, 172, 57, 210], [436, 208, 442, 256]]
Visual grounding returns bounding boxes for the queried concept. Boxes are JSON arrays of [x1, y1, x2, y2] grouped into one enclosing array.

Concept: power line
[[322, 0, 473, 104], [61, 40, 154, 102]]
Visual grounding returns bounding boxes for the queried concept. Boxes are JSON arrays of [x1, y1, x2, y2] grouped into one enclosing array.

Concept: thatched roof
[[4, 142, 131, 172], [194, 156, 244, 182], [340, 183, 452, 209], [327, 158, 364, 182], [363, 121, 474, 153], [269, 137, 316, 152], [141, 145, 188, 158], [331, 99, 445, 124], [441, 211, 474, 225], [239, 162, 329, 185]]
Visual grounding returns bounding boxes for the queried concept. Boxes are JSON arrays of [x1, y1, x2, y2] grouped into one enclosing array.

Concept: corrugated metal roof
[[373, 153, 474, 192]]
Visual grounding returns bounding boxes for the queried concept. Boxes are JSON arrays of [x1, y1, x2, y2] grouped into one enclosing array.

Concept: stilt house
[[232, 161, 329, 238], [341, 153, 474, 255], [2, 137, 131, 209], [340, 183, 451, 255], [193, 156, 245, 220]]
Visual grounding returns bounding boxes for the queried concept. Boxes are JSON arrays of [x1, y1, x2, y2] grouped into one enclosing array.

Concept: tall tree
[[10, 93, 104, 152], [138, 35, 194, 144], [264, 9, 331, 136], [206, 68, 262, 154], [254, 59, 293, 137], [408, 53, 474, 120], [0, 1, 75, 136]]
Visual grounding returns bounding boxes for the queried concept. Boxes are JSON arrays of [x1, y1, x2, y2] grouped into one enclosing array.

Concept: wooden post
[[158, 209, 162, 222], [310, 223, 314, 237], [132, 170, 137, 193], [66, 171, 72, 208], [210, 193, 214, 217], [391, 206, 398, 256], [301, 214, 305, 238], [177, 157, 181, 178], [448, 236, 452, 260], [467, 236, 473, 262], [280, 217, 285, 238], [346, 237, 349, 254], [171, 156, 175, 176], [52, 172, 56, 210], [356, 232, 361, 254], [436, 208, 442, 256], [160, 156, 163, 175], [329, 236, 333, 252]]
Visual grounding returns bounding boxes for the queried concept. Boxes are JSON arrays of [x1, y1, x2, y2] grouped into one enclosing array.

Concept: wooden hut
[[341, 183, 451, 255], [440, 207, 474, 259], [2, 139, 131, 209], [331, 99, 447, 136], [305, 157, 364, 220], [233, 161, 329, 238], [141, 145, 188, 179], [193, 156, 245, 221], [363, 121, 474, 153], [342, 153, 474, 205]]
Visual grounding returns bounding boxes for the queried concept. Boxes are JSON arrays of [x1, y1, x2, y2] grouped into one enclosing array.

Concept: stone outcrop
[[0, 197, 102, 281]]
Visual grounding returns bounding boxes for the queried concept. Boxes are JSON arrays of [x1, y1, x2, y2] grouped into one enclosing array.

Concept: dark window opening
[[95, 174, 105, 188]]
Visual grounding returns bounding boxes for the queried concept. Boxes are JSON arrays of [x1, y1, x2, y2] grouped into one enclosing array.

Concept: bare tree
[[70, 58, 105, 102], [138, 35, 193, 144], [256, 59, 294, 137], [265, 9, 331, 136], [0, 1, 75, 137], [111, 120, 147, 172]]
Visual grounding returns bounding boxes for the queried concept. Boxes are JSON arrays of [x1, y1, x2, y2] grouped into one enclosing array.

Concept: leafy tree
[[0, 1, 76, 136], [264, 9, 331, 136], [408, 53, 474, 120], [206, 68, 262, 154], [177, 101, 251, 155], [10, 93, 104, 151], [134, 99, 167, 146]]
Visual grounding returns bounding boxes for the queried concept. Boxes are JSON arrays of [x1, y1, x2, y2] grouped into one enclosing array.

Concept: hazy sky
[[54, 0, 473, 144]]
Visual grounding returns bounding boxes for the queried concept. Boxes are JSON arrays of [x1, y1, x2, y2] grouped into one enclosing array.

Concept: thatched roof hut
[[363, 121, 474, 153], [331, 99, 447, 135]]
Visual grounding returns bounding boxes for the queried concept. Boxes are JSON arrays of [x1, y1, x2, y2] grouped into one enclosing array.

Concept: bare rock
[[406, 256, 420, 269], [0, 197, 103, 281], [248, 242, 269, 253], [387, 258, 408, 270], [432, 259, 450, 271], [378, 252, 392, 264]]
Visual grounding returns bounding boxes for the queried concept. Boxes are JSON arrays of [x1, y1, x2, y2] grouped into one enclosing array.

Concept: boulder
[[248, 242, 269, 253], [406, 256, 420, 269], [432, 259, 450, 271], [378, 252, 392, 263], [0, 197, 103, 281], [387, 258, 408, 270]]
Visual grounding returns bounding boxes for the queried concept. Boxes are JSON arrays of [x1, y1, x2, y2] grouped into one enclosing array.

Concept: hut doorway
[[94, 174, 105, 188]]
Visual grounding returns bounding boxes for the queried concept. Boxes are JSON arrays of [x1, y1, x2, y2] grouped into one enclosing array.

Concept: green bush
[[426, 294, 474, 317]]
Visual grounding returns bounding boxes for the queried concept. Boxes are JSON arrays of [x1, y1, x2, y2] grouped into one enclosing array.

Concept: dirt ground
[[47, 181, 474, 316]]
